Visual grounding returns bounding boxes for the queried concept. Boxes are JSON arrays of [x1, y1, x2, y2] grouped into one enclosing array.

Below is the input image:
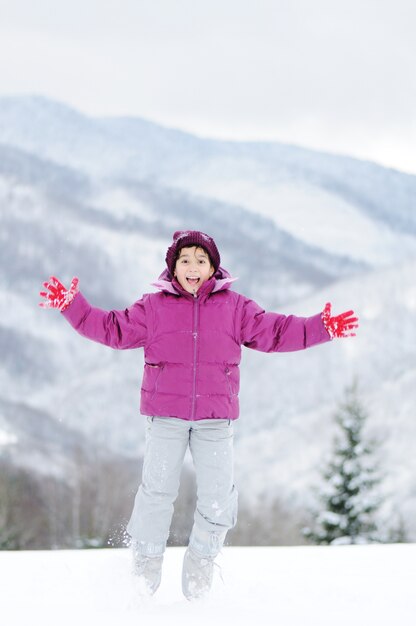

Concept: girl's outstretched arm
[[39, 276, 147, 350], [239, 297, 359, 353]]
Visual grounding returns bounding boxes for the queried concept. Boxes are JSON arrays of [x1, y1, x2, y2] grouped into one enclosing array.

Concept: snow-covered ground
[[1, 545, 415, 626]]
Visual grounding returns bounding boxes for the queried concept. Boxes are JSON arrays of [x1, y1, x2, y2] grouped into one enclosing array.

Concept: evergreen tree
[[304, 383, 382, 545]]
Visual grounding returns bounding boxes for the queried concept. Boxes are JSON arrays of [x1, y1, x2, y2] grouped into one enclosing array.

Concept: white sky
[[0, 0, 415, 174]]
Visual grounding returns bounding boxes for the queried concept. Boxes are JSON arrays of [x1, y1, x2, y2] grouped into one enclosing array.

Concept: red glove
[[321, 302, 359, 339], [39, 276, 79, 311]]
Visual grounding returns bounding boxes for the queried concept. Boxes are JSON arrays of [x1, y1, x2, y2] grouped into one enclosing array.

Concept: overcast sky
[[0, 0, 415, 174]]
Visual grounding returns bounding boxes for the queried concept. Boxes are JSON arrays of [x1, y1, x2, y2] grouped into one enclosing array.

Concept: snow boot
[[131, 543, 164, 596], [182, 547, 215, 600]]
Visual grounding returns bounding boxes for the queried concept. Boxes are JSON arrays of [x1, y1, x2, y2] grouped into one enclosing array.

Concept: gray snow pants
[[126, 416, 238, 557]]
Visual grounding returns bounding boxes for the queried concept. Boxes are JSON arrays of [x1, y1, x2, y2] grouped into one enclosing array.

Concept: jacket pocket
[[143, 362, 165, 398]]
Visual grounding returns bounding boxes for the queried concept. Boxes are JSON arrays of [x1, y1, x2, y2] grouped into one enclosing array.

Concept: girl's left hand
[[321, 302, 359, 338]]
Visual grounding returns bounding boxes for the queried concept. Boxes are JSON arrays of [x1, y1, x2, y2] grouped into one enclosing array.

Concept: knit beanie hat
[[165, 230, 221, 276]]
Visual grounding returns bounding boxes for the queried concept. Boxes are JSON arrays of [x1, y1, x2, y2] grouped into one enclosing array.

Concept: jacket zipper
[[191, 292, 199, 419]]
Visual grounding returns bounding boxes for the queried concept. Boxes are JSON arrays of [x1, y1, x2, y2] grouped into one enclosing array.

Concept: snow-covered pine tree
[[304, 383, 382, 545]]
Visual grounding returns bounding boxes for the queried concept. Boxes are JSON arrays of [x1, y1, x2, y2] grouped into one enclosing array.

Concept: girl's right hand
[[39, 276, 79, 311]]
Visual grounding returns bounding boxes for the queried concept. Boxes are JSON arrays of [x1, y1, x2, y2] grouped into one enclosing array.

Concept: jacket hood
[[151, 266, 238, 296]]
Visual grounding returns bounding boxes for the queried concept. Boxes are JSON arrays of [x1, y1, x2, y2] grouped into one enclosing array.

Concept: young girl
[[40, 230, 358, 600]]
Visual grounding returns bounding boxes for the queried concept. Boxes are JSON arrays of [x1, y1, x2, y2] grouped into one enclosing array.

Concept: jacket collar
[[151, 267, 238, 299]]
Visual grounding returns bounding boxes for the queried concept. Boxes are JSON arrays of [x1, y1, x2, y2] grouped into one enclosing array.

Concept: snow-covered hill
[[1, 545, 415, 626], [234, 257, 416, 528], [1, 95, 416, 544]]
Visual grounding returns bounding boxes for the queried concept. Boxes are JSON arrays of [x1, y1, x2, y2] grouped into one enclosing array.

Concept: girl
[[40, 230, 358, 600]]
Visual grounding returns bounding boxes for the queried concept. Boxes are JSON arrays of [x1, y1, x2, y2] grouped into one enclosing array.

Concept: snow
[[0, 428, 17, 446], [1, 545, 415, 626], [89, 184, 156, 221]]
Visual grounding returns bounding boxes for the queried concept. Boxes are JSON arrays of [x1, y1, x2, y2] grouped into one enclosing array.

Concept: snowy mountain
[[235, 259, 416, 537], [1, 95, 416, 544]]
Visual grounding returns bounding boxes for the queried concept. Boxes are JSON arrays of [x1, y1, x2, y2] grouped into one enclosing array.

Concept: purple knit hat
[[165, 230, 221, 275]]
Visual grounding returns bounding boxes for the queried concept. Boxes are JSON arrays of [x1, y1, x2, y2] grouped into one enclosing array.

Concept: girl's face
[[174, 246, 214, 295]]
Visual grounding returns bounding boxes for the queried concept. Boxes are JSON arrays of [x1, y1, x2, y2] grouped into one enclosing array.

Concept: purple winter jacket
[[62, 267, 331, 421]]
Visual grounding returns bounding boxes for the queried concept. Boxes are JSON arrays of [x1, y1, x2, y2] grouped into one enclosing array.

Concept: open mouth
[[186, 277, 200, 286]]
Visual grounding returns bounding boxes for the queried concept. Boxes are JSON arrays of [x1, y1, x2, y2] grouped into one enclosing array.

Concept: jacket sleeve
[[240, 297, 331, 353], [61, 291, 147, 350]]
